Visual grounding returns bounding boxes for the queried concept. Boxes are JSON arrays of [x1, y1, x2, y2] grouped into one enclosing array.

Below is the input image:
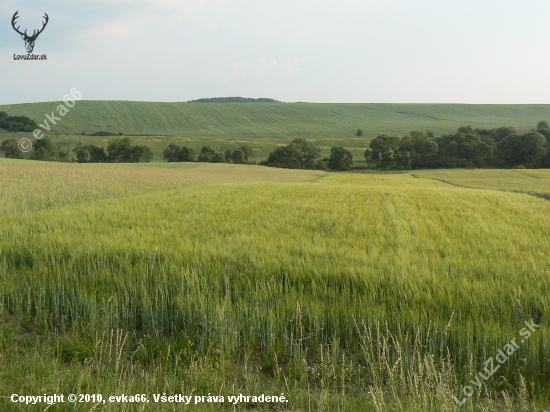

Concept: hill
[[188, 97, 279, 103], [1, 101, 550, 138]]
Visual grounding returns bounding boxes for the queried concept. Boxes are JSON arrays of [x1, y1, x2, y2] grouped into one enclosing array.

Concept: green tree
[[198, 146, 217, 162], [365, 134, 401, 169], [396, 131, 438, 169], [328, 146, 353, 171], [263, 139, 320, 169], [496, 132, 546, 168], [0, 139, 24, 159], [537, 121, 549, 130], [355, 128, 364, 137], [163, 143, 182, 162]]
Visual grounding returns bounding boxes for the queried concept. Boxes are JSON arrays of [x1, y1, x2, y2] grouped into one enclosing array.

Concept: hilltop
[[188, 97, 279, 103]]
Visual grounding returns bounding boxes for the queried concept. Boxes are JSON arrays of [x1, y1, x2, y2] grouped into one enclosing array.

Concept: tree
[[355, 128, 364, 137], [106, 137, 152, 163], [225, 148, 245, 164], [198, 146, 217, 162], [29, 138, 59, 161], [178, 146, 195, 162], [365, 134, 401, 169], [0, 115, 38, 132], [263, 139, 321, 169], [328, 146, 353, 171], [0, 139, 24, 159], [537, 121, 549, 130], [107, 137, 133, 162], [163, 143, 182, 162], [396, 131, 438, 169], [496, 132, 546, 168], [73, 143, 107, 163], [128, 145, 153, 163], [436, 129, 494, 168]]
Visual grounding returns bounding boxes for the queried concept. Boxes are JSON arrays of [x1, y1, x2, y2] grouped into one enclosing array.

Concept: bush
[[0, 139, 24, 159], [90, 131, 116, 137]]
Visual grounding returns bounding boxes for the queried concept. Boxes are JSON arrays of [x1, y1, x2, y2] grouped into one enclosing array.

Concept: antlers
[[33, 13, 49, 39], [11, 11, 25, 37], [11, 11, 49, 40]]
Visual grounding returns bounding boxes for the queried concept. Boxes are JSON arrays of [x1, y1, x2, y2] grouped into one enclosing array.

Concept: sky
[[1, 0, 550, 104]]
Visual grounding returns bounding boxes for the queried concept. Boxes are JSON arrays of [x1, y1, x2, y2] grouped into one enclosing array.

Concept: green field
[[0, 160, 548, 411], [2, 101, 550, 162]]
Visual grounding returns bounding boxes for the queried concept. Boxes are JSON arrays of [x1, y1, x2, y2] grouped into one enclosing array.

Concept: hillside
[[1, 101, 550, 138]]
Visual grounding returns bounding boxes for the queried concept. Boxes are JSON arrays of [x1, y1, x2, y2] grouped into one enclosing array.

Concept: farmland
[[0, 160, 548, 411], [2, 102, 550, 163]]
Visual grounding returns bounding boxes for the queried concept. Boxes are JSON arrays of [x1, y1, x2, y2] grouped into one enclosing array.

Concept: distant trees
[[163, 144, 195, 162], [73, 143, 108, 163], [495, 132, 546, 168], [30, 138, 62, 161], [197, 146, 225, 163], [365, 134, 401, 170], [364, 123, 550, 170], [355, 128, 364, 137], [73, 137, 152, 163], [328, 146, 353, 170], [0, 112, 38, 132], [0, 139, 24, 159], [262, 138, 323, 169]]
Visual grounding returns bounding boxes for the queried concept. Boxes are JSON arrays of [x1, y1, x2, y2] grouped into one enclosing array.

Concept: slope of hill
[[1, 101, 549, 138]]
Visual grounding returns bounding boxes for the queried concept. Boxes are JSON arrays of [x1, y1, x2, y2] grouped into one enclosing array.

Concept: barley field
[[0, 161, 549, 411]]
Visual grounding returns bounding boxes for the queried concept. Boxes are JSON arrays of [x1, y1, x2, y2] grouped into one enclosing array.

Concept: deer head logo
[[11, 11, 49, 54]]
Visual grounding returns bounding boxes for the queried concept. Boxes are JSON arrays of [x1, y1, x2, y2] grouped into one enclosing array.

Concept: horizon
[[2, 1, 550, 105]]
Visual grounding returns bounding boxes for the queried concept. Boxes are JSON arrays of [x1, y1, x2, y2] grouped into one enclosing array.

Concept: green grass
[[2, 101, 550, 163], [0, 162, 549, 411], [414, 169, 550, 199]]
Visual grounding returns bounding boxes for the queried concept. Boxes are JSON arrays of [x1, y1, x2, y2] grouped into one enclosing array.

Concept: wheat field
[[0, 161, 549, 411]]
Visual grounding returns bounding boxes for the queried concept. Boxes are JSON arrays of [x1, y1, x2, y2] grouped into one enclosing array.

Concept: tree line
[[162, 139, 353, 171], [365, 122, 550, 170], [2, 120, 550, 170], [0, 111, 38, 133], [0, 137, 153, 163]]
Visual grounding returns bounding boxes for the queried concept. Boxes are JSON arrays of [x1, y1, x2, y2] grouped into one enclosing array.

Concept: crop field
[[2, 101, 550, 138], [2, 102, 550, 164], [413, 169, 550, 199], [0, 161, 549, 411]]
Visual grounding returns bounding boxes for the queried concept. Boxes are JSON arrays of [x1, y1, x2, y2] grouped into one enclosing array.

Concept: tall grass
[[0, 165, 548, 410]]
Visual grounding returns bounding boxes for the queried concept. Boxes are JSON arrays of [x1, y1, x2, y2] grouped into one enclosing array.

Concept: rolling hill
[[1, 101, 550, 139]]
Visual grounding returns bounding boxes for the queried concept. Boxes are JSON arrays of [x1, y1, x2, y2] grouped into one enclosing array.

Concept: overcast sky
[[1, 0, 549, 104]]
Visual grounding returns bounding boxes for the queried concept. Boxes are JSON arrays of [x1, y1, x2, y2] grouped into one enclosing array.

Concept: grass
[[2, 101, 550, 162], [0, 162, 549, 411], [414, 169, 550, 199]]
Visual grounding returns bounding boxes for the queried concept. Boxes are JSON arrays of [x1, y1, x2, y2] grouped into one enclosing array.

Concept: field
[[2, 101, 550, 163], [0, 159, 549, 411]]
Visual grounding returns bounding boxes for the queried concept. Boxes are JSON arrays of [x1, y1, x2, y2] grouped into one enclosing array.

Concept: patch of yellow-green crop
[[0, 164, 548, 411], [0, 159, 324, 216], [414, 169, 550, 198]]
